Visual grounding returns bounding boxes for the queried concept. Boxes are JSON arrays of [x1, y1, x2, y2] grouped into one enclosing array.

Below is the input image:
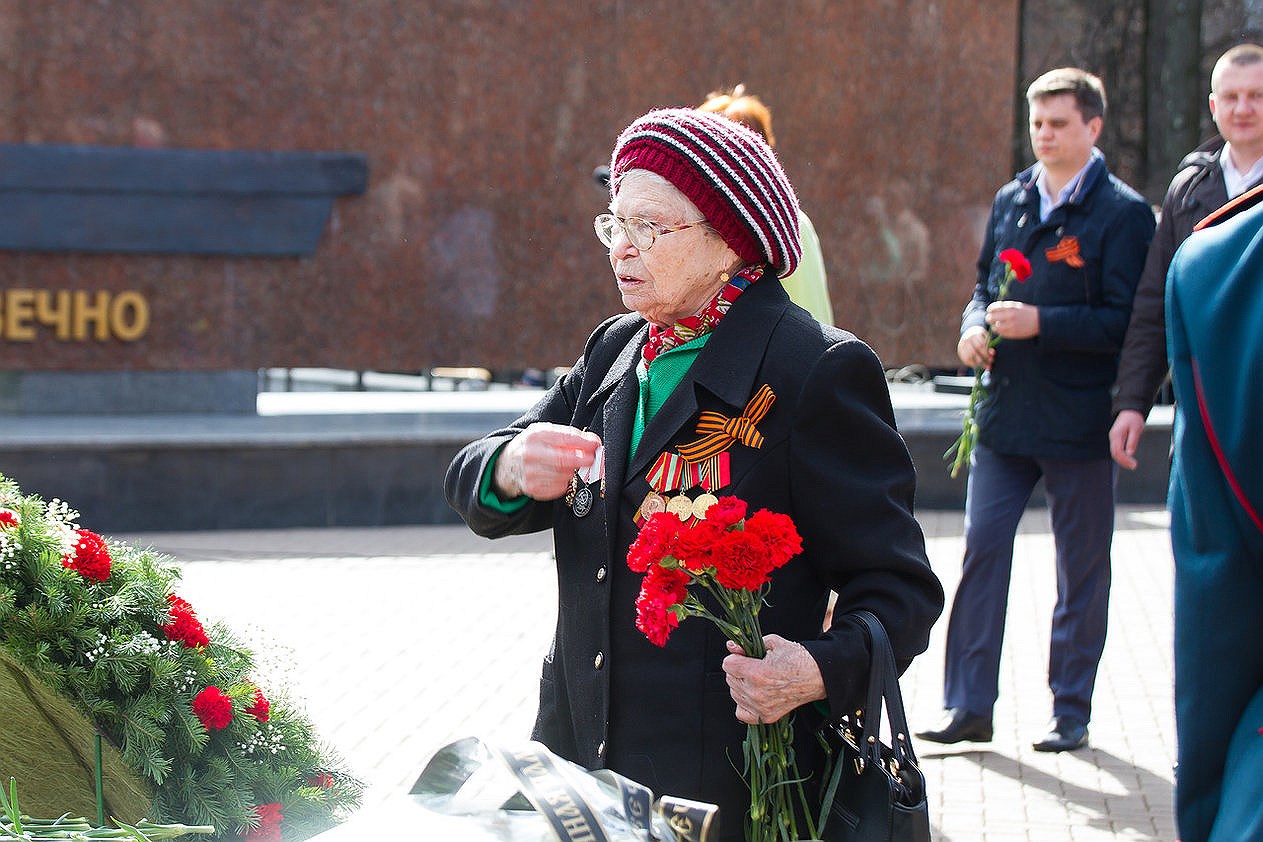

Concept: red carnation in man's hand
[[999, 248, 1032, 281]]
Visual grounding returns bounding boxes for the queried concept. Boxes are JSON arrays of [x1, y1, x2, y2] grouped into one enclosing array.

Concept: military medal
[[570, 443, 604, 519], [694, 452, 730, 492], [572, 483, 594, 517], [635, 420, 746, 527], [666, 494, 694, 519], [636, 452, 689, 526], [692, 492, 718, 520], [641, 492, 667, 517]]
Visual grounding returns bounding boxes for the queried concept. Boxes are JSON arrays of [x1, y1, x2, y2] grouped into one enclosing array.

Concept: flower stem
[[946, 263, 1019, 478]]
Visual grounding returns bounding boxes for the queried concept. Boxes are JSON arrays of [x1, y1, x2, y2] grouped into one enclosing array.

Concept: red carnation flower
[[61, 529, 112, 582], [626, 512, 682, 573], [711, 529, 777, 592], [743, 509, 804, 571], [163, 594, 210, 649], [634, 565, 689, 647], [192, 685, 234, 731], [672, 519, 725, 572], [999, 248, 1031, 282], [245, 688, 270, 723], [705, 495, 748, 530], [307, 772, 335, 789], [242, 802, 283, 842], [0, 509, 19, 529]]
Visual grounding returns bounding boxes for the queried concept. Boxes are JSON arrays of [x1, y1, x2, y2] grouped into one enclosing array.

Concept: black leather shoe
[[1032, 717, 1089, 752], [914, 708, 994, 744]]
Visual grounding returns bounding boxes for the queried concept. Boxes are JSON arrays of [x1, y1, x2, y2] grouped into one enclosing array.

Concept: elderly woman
[[445, 109, 943, 835]]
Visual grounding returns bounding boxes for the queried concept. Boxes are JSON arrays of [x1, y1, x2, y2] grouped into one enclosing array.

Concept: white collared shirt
[[1220, 143, 1263, 198], [1035, 149, 1101, 222]]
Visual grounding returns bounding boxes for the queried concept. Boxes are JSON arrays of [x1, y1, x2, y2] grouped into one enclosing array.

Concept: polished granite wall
[[0, 1, 1017, 373]]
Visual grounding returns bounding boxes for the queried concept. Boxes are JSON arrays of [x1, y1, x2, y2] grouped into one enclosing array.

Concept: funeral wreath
[[0, 473, 361, 841]]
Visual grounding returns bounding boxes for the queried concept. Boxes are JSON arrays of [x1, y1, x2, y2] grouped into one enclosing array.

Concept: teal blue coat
[[1167, 185, 1263, 842]]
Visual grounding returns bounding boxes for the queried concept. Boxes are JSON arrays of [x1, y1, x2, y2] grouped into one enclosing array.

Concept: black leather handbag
[[817, 611, 931, 842]]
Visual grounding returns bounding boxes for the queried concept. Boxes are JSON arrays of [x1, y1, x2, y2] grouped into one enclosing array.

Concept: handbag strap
[[817, 612, 924, 835], [853, 610, 919, 770]]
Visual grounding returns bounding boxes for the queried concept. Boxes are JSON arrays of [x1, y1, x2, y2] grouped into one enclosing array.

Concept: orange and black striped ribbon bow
[[1045, 235, 1085, 267], [676, 384, 776, 462]]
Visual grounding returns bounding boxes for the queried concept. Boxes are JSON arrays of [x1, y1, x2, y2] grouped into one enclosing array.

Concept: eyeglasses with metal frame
[[593, 213, 709, 251]]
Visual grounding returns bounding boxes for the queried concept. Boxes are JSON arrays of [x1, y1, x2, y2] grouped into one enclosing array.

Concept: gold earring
[[720, 272, 730, 283]]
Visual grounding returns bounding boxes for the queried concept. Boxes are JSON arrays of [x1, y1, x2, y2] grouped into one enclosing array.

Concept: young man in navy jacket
[[918, 68, 1155, 752]]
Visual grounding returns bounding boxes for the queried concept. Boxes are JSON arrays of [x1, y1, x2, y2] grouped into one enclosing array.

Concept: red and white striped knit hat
[[610, 108, 802, 278]]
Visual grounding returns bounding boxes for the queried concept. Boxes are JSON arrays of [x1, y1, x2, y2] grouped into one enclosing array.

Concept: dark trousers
[[943, 444, 1115, 723]]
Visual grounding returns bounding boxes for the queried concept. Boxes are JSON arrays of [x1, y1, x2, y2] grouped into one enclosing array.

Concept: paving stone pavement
[[119, 504, 1178, 842]]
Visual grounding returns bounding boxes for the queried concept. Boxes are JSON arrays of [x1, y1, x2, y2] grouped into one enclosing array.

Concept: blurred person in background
[[699, 85, 834, 325], [1110, 43, 1263, 470]]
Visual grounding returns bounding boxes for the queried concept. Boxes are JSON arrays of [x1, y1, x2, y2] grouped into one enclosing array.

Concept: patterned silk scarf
[[641, 265, 764, 364]]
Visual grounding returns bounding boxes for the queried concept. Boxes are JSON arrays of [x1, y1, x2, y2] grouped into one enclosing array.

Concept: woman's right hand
[[493, 423, 602, 501]]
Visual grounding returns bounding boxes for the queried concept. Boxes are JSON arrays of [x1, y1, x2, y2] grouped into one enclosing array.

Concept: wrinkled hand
[[957, 326, 993, 369], [494, 423, 602, 501], [985, 300, 1039, 339], [723, 635, 826, 725], [1109, 409, 1146, 470]]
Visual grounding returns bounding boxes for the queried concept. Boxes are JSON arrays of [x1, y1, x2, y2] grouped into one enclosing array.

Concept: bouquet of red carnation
[[627, 496, 812, 842], [945, 247, 1032, 478]]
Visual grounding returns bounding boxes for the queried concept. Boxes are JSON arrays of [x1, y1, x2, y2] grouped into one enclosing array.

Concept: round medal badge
[[573, 485, 594, 517]]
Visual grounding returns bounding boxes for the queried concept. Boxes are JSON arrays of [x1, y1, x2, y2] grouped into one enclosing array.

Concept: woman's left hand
[[723, 635, 826, 725]]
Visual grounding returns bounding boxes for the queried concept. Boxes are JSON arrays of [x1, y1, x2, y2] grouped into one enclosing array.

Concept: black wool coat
[[445, 274, 944, 833]]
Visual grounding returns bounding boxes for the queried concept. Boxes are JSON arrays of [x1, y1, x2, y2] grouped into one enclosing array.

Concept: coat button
[[594, 651, 605, 670], [597, 740, 606, 758], [596, 565, 607, 582]]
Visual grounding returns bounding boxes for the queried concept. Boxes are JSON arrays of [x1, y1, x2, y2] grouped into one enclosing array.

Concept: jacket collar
[[1014, 151, 1107, 212], [589, 318, 648, 406], [625, 269, 789, 480]]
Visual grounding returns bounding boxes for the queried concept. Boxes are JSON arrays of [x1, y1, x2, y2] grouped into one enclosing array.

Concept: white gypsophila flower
[[45, 498, 81, 527], [49, 522, 77, 557], [0, 532, 20, 571], [122, 631, 163, 656], [238, 723, 287, 762], [85, 632, 109, 664]]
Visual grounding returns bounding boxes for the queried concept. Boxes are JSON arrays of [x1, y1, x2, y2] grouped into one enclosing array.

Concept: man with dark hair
[[1025, 65, 1108, 123], [917, 68, 1154, 752], [1110, 43, 1263, 469]]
